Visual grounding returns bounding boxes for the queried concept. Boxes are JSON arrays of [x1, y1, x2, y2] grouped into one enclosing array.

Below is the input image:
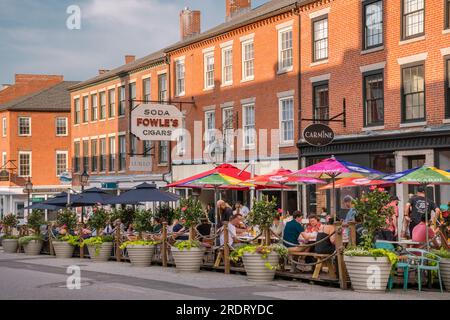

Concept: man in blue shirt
[[283, 211, 304, 248]]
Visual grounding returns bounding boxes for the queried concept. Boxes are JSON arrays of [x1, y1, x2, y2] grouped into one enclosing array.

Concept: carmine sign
[[131, 103, 183, 141]]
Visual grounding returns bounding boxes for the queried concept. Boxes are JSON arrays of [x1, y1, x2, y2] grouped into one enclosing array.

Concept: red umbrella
[[246, 168, 324, 185], [319, 177, 392, 190]]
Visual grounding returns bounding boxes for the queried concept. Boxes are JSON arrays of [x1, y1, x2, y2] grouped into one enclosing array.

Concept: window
[[56, 117, 68, 136], [447, 0, 450, 29], [18, 117, 31, 136], [119, 135, 126, 171], [402, 0, 424, 39], [99, 92, 106, 120], [74, 142, 80, 173], [56, 151, 68, 176], [313, 16, 328, 61], [18, 152, 31, 177], [204, 53, 215, 89], [143, 78, 151, 103], [109, 137, 116, 172], [402, 64, 425, 122], [91, 94, 98, 121], [446, 59, 450, 118], [279, 97, 294, 144], [205, 111, 216, 151], [108, 89, 116, 118], [83, 96, 89, 122], [243, 104, 255, 148], [159, 141, 168, 164], [2, 117, 6, 137], [222, 108, 234, 159], [129, 82, 137, 109], [130, 134, 138, 155], [82, 140, 89, 172], [222, 47, 233, 85], [364, 71, 384, 126], [279, 27, 293, 71], [175, 59, 185, 96], [99, 138, 106, 172], [91, 139, 98, 172], [119, 86, 126, 116], [364, 0, 383, 49], [2, 152, 6, 166], [143, 140, 152, 157], [74, 99, 80, 124], [313, 82, 329, 121], [158, 74, 167, 102], [176, 119, 186, 156], [242, 40, 254, 80]]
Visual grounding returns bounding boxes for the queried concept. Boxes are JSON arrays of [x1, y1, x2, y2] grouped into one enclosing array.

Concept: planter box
[[171, 247, 204, 272], [2, 239, 18, 253], [24, 240, 43, 256], [344, 255, 391, 293], [53, 241, 75, 259], [87, 242, 113, 262], [441, 258, 450, 292], [127, 245, 155, 267], [242, 252, 279, 283]]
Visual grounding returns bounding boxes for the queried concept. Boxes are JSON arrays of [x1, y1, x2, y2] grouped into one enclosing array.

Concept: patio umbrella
[[43, 192, 82, 206], [24, 202, 64, 211], [290, 156, 384, 219], [319, 177, 392, 190], [70, 187, 114, 206], [383, 166, 450, 250], [106, 183, 180, 205]]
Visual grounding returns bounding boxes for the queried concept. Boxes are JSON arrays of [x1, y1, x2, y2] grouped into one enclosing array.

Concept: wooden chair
[[289, 251, 337, 280]]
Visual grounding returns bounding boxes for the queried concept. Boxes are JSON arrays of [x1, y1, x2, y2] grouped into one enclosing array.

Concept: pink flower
[[369, 186, 377, 191], [378, 187, 385, 192], [181, 207, 187, 212], [93, 207, 97, 212], [277, 208, 283, 214]]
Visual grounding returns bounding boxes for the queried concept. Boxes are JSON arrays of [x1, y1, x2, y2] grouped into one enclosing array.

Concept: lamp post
[[80, 170, 89, 223], [25, 177, 33, 219]]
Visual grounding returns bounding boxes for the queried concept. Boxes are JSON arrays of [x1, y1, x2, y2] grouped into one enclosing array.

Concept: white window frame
[[55, 117, 68, 136], [279, 97, 295, 145], [222, 46, 233, 86], [242, 103, 255, 149], [177, 117, 186, 156], [18, 151, 32, 177], [222, 107, 235, 157], [175, 58, 185, 96], [91, 94, 98, 121], [313, 16, 329, 62], [18, 117, 31, 136], [204, 111, 216, 151], [55, 151, 68, 177], [204, 52, 215, 90], [2, 117, 6, 137], [278, 26, 294, 73], [241, 39, 255, 81], [2, 152, 7, 166]]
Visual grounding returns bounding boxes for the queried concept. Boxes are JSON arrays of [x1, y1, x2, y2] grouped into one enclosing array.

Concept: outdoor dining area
[[1, 156, 450, 293]]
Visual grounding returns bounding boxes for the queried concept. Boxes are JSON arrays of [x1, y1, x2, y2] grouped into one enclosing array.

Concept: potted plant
[[231, 197, 288, 282], [120, 209, 159, 267], [82, 206, 113, 262], [432, 248, 450, 292], [52, 209, 78, 258], [155, 204, 176, 225], [19, 210, 45, 255], [1, 214, 19, 253], [110, 207, 134, 229], [343, 187, 397, 292], [171, 198, 205, 272]]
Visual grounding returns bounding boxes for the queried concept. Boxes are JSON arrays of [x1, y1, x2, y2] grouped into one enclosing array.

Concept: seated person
[[282, 211, 305, 252], [152, 218, 163, 233], [314, 224, 336, 254], [270, 215, 283, 238], [172, 218, 189, 241], [233, 213, 248, 235], [219, 214, 242, 248], [300, 215, 322, 243], [412, 214, 439, 248], [197, 218, 212, 248]]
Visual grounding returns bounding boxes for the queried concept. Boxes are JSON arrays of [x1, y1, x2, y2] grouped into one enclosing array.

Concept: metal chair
[[375, 241, 410, 290], [406, 248, 443, 293]]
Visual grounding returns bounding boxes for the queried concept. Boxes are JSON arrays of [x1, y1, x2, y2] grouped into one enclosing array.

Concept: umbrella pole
[[423, 183, 430, 251], [331, 174, 337, 221], [214, 187, 219, 236]]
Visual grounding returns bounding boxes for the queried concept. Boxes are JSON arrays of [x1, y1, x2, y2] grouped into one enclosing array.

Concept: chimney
[[180, 7, 201, 40], [226, 0, 251, 21], [0, 84, 11, 91], [125, 55, 136, 64], [98, 69, 110, 75]]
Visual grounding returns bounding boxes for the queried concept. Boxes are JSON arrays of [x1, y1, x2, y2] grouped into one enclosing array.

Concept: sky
[[0, 0, 269, 85]]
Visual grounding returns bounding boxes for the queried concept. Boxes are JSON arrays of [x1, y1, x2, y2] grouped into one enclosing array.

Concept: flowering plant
[[86, 206, 109, 235], [230, 244, 288, 270], [175, 198, 204, 228]]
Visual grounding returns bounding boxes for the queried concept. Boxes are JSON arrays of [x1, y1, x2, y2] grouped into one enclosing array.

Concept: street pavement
[[0, 249, 449, 300]]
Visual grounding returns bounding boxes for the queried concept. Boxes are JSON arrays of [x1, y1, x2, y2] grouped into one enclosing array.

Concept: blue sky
[[0, 0, 268, 85]]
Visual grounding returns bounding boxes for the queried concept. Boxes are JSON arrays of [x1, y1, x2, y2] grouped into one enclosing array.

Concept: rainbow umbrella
[[183, 172, 251, 188], [319, 177, 391, 190]]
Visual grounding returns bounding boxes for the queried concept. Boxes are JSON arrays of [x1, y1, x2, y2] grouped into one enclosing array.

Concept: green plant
[[175, 198, 204, 239], [2, 235, 19, 240], [155, 204, 176, 224], [110, 207, 134, 227], [247, 197, 278, 246], [80, 235, 113, 256], [26, 210, 45, 235], [230, 244, 288, 270], [344, 247, 398, 268], [57, 234, 80, 246], [432, 248, 450, 259], [86, 206, 109, 235], [173, 240, 202, 251], [18, 235, 43, 246], [119, 240, 160, 250], [1, 214, 18, 235], [133, 209, 154, 239], [56, 209, 77, 231]]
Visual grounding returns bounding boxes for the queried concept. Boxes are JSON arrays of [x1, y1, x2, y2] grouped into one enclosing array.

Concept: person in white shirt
[[220, 214, 242, 247], [234, 201, 250, 217]]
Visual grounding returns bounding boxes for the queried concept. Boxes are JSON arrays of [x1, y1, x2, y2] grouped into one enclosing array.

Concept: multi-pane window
[[402, 0, 424, 39], [158, 74, 167, 102], [313, 17, 328, 61], [159, 141, 168, 164], [204, 53, 215, 89], [2, 152, 6, 166], [119, 135, 126, 171], [18, 117, 31, 136], [242, 40, 254, 80], [222, 47, 233, 85], [2, 117, 6, 137], [74, 141, 80, 173], [91, 139, 98, 172], [131, 134, 138, 155], [222, 108, 234, 158], [402, 64, 425, 121], [108, 89, 116, 118], [279, 97, 294, 144], [447, 0, 450, 29], [99, 92, 106, 120], [82, 140, 89, 172], [91, 94, 98, 121], [205, 111, 216, 150], [119, 86, 126, 116], [176, 119, 185, 156], [243, 104, 255, 148], [313, 82, 329, 121], [364, 71, 384, 126], [18, 152, 31, 177], [56, 117, 68, 136], [143, 78, 151, 103], [364, 0, 383, 49], [279, 28, 293, 71], [83, 96, 89, 122], [129, 82, 137, 109], [100, 138, 106, 172], [143, 140, 152, 157], [175, 59, 185, 96], [74, 98, 80, 124], [56, 151, 68, 176], [109, 137, 116, 172], [447, 59, 450, 118]]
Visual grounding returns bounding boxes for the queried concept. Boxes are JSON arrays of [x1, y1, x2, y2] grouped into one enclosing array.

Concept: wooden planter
[[242, 252, 279, 282], [127, 245, 155, 267], [53, 241, 75, 259], [2, 239, 18, 253], [441, 258, 450, 292], [171, 247, 204, 272], [87, 242, 113, 262], [344, 255, 391, 292], [24, 240, 43, 256]]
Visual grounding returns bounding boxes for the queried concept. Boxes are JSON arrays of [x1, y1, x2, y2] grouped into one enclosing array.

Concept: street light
[[25, 177, 33, 219], [80, 170, 89, 223]]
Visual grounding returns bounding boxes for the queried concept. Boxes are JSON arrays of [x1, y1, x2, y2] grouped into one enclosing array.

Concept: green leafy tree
[[133, 209, 154, 239], [110, 207, 134, 228], [56, 209, 77, 231], [175, 198, 204, 229], [1, 214, 18, 236], [247, 197, 278, 245], [155, 204, 176, 224], [27, 210, 45, 235], [86, 206, 109, 236]]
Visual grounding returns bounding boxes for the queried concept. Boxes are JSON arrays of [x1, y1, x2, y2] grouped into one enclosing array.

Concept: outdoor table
[[376, 239, 422, 249]]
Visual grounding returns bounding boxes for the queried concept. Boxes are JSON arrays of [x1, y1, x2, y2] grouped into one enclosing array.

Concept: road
[[0, 249, 449, 300]]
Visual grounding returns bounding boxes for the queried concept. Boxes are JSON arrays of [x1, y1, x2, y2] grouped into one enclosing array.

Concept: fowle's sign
[[131, 103, 183, 141], [303, 123, 335, 147]]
